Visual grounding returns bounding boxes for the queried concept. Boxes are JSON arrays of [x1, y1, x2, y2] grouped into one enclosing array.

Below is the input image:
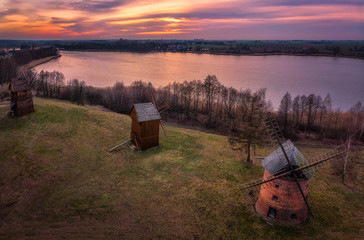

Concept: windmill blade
[[264, 113, 314, 217], [148, 89, 160, 110], [160, 119, 168, 138], [247, 113, 349, 220], [241, 163, 309, 191], [158, 102, 171, 113], [293, 144, 348, 173], [241, 172, 286, 190], [241, 143, 349, 190], [264, 114, 286, 145], [148, 89, 169, 138], [132, 132, 142, 151]]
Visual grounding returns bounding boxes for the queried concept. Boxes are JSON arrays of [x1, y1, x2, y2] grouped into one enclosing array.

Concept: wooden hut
[[255, 140, 313, 224], [9, 77, 34, 116], [129, 102, 161, 151]]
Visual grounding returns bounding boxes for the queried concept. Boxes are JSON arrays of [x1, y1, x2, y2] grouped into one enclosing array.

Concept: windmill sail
[[158, 102, 171, 113], [149, 90, 160, 110], [242, 113, 350, 223], [264, 115, 285, 145], [258, 114, 317, 217], [241, 143, 348, 190], [148, 89, 170, 138], [160, 120, 168, 137]]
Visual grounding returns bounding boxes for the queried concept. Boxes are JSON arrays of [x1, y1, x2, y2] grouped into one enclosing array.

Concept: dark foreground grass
[[0, 98, 363, 240]]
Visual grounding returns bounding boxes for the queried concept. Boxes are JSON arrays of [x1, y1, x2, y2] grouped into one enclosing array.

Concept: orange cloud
[[0, 0, 363, 39]]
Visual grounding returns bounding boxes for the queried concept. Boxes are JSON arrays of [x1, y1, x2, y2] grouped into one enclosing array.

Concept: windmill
[[241, 114, 349, 224], [9, 67, 36, 116], [108, 90, 171, 152]]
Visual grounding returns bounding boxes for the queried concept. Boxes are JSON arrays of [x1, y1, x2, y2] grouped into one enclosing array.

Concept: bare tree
[[292, 95, 300, 128], [203, 75, 219, 120], [318, 94, 332, 131], [299, 95, 307, 128], [306, 94, 316, 131], [192, 80, 202, 120], [229, 89, 266, 164], [279, 92, 292, 132], [227, 87, 238, 118]]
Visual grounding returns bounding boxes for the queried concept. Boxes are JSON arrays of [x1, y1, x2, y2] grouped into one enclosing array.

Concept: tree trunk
[[246, 140, 251, 164]]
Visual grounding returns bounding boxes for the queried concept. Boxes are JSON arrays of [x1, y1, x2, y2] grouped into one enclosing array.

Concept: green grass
[[0, 98, 363, 240]]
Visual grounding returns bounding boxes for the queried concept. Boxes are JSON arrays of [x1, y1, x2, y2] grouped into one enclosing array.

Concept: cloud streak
[[0, 0, 362, 40]]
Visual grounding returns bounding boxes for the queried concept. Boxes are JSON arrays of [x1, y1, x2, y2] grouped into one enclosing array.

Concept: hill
[[0, 98, 363, 240]]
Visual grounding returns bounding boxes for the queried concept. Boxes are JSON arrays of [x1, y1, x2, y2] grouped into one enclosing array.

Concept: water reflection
[[35, 51, 364, 110]]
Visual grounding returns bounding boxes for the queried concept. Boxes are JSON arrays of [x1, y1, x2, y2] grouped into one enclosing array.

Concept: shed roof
[[262, 140, 314, 179], [130, 102, 161, 123], [10, 78, 31, 92]]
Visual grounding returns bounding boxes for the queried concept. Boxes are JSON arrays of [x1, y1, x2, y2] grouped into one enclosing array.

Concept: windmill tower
[[241, 114, 349, 224], [128, 90, 170, 151]]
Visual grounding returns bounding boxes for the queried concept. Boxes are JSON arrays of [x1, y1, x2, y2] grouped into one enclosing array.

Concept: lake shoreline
[[26, 54, 61, 69], [57, 49, 364, 60], [34, 51, 364, 111]]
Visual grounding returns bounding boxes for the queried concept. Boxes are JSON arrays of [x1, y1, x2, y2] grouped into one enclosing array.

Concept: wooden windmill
[[241, 114, 349, 224], [9, 67, 35, 116], [127, 90, 170, 151], [108, 91, 170, 153]]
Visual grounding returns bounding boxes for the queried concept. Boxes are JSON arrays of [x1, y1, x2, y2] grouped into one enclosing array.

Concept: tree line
[[55, 39, 191, 52], [54, 39, 364, 57], [30, 70, 364, 146]]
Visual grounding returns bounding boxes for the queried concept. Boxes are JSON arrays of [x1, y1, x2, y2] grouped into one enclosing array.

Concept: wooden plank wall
[[130, 108, 160, 150], [11, 90, 34, 116]]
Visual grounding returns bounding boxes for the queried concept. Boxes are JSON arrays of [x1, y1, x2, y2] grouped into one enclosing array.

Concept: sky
[[0, 0, 363, 40]]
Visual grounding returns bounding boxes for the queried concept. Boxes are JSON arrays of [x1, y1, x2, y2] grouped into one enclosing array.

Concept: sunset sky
[[0, 0, 363, 40]]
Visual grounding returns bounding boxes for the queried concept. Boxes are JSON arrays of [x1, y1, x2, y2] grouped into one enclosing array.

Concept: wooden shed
[[129, 102, 161, 151], [9, 77, 34, 116]]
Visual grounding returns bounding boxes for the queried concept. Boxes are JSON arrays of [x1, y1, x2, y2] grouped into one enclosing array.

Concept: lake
[[35, 51, 364, 110]]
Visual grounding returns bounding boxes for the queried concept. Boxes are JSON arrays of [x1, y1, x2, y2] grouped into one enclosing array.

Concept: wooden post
[[342, 138, 351, 183], [359, 122, 364, 141], [108, 139, 131, 152]]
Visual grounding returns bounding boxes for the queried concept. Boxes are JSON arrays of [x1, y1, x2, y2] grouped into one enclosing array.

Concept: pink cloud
[[0, 0, 362, 39]]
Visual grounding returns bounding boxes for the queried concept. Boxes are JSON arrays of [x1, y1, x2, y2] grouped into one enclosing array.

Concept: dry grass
[[0, 98, 363, 240]]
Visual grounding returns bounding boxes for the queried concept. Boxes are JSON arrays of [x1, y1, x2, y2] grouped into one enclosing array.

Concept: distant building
[[9, 77, 34, 116]]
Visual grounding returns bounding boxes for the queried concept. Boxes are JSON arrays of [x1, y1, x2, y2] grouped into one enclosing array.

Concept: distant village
[[1, 39, 364, 58]]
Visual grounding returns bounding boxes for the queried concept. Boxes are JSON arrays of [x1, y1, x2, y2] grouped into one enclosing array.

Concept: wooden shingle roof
[[10, 78, 31, 92], [131, 102, 161, 123]]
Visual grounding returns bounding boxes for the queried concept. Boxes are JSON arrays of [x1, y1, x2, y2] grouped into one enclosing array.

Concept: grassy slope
[[0, 98, 363, 240]]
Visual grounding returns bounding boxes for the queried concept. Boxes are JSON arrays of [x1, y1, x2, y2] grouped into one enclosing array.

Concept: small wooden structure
[[129, 102, 161, 151], [9, 77, 34, 116]]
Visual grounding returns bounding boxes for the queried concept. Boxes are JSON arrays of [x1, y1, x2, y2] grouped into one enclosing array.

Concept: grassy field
[[0, 98, 363, 240]]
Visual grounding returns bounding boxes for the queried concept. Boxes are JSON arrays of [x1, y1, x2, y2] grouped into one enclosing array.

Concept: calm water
[[35, 51, 364, 110]]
